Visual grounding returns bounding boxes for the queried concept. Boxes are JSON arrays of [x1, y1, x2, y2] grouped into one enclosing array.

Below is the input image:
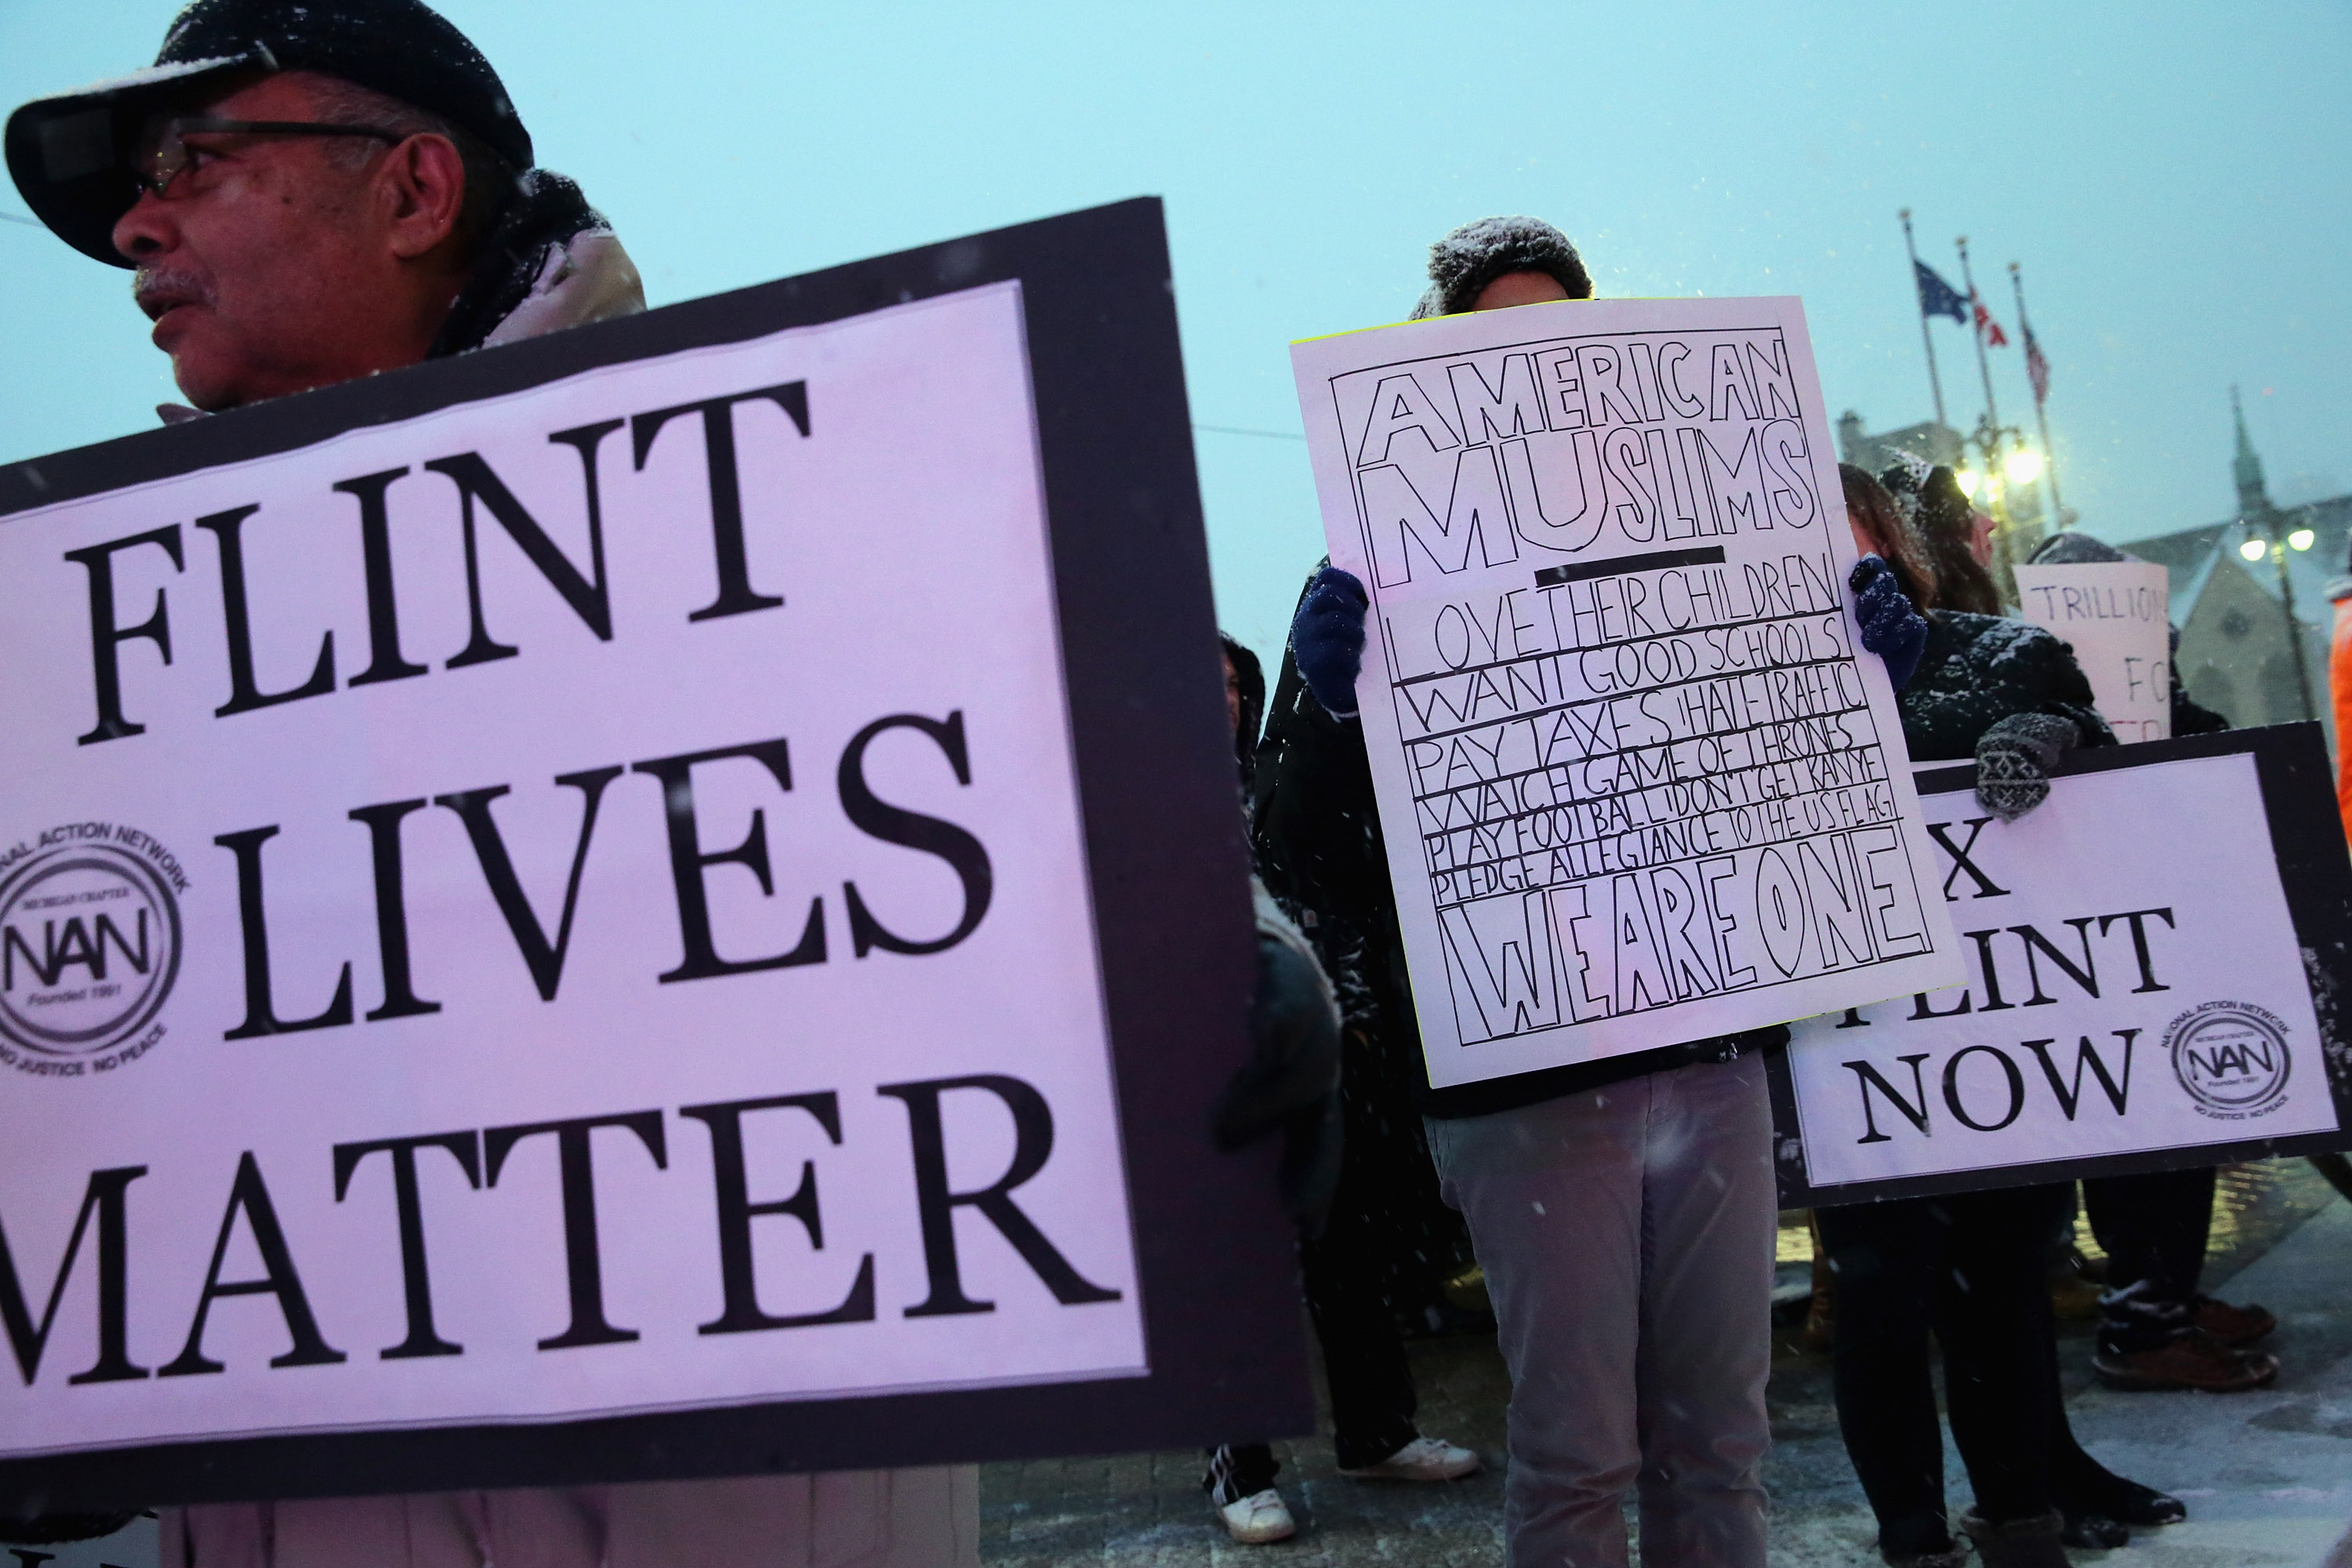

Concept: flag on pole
[[1970, 291, 2010, 347], [1915, 260, 1968, 322], [2024, 322, 2051, 406]]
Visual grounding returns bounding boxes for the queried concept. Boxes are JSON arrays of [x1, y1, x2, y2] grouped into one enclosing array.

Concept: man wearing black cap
[[5, 5, 979, 1565], [6, 0, 643, 419]]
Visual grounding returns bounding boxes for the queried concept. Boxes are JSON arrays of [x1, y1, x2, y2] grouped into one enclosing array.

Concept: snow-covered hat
[[7, 0, 532, 267], [1410, 216, 1593, 319]]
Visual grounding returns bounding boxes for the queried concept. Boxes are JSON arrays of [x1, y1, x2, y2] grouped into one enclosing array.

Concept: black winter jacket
[[1898, 611, 2117, 759]]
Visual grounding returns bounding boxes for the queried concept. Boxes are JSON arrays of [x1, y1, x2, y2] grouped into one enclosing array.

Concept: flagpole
[[1958, 236, 2027, 601], [2009, 260, 2064, 521], [1900, 209, 1950, 431], [1955, 235, 2002, 434]]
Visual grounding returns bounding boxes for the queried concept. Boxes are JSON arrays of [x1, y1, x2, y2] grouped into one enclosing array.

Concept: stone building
[[1838, 399, 2343, 753], [2115, 393, 2343, 750], [1835, 412, 1964, 477]]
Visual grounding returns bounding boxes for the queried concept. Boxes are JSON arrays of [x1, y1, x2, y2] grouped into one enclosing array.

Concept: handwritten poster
[[1291, 297, 1962, 1087], [1773, 730, 2352, 1203], [2014, 561, 2172, 742]]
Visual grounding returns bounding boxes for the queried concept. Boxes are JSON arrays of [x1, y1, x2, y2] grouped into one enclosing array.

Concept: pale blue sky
[[4, 1, 2347, 670]]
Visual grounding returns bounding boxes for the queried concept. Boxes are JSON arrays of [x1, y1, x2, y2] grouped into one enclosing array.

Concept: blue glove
[[1290, 565, 1368, 719], [1849, 555, 1928, 691]]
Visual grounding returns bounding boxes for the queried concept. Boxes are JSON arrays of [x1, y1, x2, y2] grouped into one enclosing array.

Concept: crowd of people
[[0, 1, 2299, 1565], [1206, 228, 2281, 1568]]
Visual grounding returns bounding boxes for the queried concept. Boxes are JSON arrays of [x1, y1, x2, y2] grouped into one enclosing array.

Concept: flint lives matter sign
[[0, 200, 1308, 1512], [1771, 728, 2352, 1206], [1291, 298, 1963, 1085]]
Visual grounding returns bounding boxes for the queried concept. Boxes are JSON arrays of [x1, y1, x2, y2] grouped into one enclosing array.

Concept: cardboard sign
[[1769, 727, 2352, 1206], [1289, 298, 1964, 1087], [2013, 561, 2172, 742], [0, 200, 1310, 1512]]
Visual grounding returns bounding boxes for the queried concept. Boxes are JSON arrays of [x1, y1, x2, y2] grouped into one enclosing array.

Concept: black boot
[[1960, 1508, 2070, 1568], [2054, 1452, 2186, 1528]]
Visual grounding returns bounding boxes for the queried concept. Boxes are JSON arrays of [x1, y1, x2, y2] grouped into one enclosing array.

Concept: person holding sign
[[1814, 470, 2186, 1567], [1255, 217, 1929, 1568], [2, 2, 982, 1563], [1200, 633, 1351, 1548], [2016, 532, 2278, 1395]]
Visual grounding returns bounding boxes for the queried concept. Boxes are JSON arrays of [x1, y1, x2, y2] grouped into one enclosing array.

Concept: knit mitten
[[1975, 713, 2079, 822], [1290, 566, 1369, 719], [1850, 555, 1927, 689]]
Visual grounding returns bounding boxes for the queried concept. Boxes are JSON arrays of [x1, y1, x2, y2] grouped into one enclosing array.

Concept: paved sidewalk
[[28, 1169, 2350, 1567], [2046, 1196, 2352, 1568], [980, 1165, 2352, 1567]]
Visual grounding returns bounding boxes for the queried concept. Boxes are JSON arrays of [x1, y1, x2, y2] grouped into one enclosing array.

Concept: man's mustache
[[133, 266, 214, 321]]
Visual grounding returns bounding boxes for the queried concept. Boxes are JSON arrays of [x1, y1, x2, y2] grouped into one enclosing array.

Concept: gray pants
[[162, 1469, 981, 1568], [1426, 1055, 1775, 1567]]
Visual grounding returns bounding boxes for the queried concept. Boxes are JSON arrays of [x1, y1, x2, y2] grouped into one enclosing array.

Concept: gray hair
[[299, 72, 517, 249]]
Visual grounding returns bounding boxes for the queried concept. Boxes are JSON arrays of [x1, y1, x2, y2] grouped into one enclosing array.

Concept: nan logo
[[0, 823, 186, 1079], [2165, 1000, 2292, 1120]]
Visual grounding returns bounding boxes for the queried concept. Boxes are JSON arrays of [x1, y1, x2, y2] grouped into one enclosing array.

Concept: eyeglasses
[[134, 117, 408, 198]]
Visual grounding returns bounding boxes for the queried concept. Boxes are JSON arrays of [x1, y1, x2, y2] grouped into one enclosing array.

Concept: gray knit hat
[[1410, 216, 1592, 319]]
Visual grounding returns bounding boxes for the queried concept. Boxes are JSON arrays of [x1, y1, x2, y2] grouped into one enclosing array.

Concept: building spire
[[2232, 384, 2272, 520]]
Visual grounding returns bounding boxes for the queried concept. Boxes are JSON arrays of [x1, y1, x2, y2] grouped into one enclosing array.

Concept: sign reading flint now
[[1774, 731, 2352, 1205], [0, 281, 1147, 1466], [1290, 298, 1964, 1087]]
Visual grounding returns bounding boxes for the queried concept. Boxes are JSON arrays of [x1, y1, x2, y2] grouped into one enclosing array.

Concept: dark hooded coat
[[1212, 633, 1344, 1236], [1899, 612, 2117, 760]]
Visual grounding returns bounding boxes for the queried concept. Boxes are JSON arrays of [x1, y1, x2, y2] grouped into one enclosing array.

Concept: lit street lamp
[[2240, 517, 2318, 721], [1955, 412, 2047, 601]]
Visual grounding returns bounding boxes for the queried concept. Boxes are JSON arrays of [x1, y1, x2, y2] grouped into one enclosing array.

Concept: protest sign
[[1290, 298, 1964, 1087], [2013, 561, 2172, 742], [0, 199, 1311, 1513], [1769, 726, 2352, 1207]]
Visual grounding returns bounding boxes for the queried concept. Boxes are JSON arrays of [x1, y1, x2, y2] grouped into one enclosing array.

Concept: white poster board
[[2013, 561, 2172, 742], [1290, 297, 1963, 1087], [0, 205, 1303, 1519], [0, 283, 1145, 1461], [1776, 736, 2352, 1202]]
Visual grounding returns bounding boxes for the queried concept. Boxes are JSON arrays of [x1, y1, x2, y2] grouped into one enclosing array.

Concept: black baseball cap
[[5, 0, 532, 267]]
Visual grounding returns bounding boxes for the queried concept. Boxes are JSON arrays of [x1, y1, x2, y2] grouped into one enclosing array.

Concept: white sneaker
[[1218, 1486, 1297, 1544], [1338, 1435, 1482, 1482]]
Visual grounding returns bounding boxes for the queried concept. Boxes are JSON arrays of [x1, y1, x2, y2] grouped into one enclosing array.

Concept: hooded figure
[[4, 4, 973, 1564]]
